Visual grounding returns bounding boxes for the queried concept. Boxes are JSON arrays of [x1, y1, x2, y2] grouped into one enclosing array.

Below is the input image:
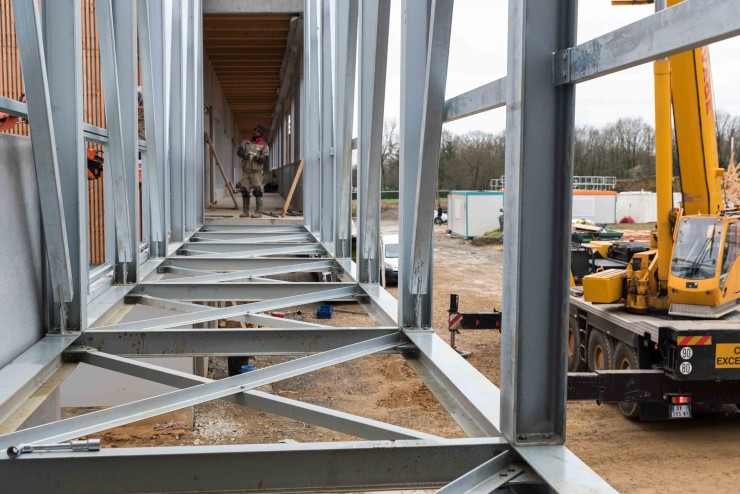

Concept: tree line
[[379, 111, 740, 192]]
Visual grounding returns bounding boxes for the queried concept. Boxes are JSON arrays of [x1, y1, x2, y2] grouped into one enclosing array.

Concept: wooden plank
[[204, 131, 240, 210], [282, 158, 303, 218]]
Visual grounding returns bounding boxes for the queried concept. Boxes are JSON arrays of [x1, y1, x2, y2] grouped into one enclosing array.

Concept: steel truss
[[1, 0, 735, 492]]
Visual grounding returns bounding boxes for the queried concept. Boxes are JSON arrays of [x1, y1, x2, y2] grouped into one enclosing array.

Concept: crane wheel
[[567, 317, 585, 372], [587, 330, 614, 372], [614, 342, 641, 419]]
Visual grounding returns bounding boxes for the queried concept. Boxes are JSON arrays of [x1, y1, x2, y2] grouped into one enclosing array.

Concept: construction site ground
[[89, 216, 740, 494]]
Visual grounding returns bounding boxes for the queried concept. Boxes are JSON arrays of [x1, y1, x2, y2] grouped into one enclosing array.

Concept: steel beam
[[134, 281, 356, 301], [129, 295, 330, 329], [501, 0, 576, 446], [11, 0, 74, 311], [137, 0, 165, 258], [304, 0, 321, 232], [0, 336, 77, 427], [356, 0, 391, 283], [555, 0, 740, 85], [398, 0, 431, 326], [78, 328, 397, 355], [319, 0, 335, 244], [157, 259, 335, 282], [169, 0, 186, 241], [97, 285, 358, 330], [96, 0, 135, 280], [163, 256, 334, 271], [190, 233, 313, 244], [443, 77, 506, 123], [407, 0, 454, 328], [403, 330, 500, 437], [193, 231, 311, 240], [179, 245, 323, 257], [41, 0, 86, 330], [516, 445, 618, 493], [0, 439, 510, 494], [0, 334, 400, 448], [0, 96, 27, 117], [436, 451, 522, 493], [73, 349, 433, 440], [333, 0, 359, 258]]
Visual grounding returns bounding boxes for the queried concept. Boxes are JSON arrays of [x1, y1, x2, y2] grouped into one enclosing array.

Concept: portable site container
[[571, 190, 617, 224], [448, 191, 505, 239]]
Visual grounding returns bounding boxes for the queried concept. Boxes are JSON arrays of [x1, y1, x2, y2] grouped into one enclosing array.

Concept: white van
[[380, 233, 399, 287]]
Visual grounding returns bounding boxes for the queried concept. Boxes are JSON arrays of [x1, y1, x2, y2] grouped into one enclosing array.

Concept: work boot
[[240, 194, 250, 217], [251, 196, 263, 218]]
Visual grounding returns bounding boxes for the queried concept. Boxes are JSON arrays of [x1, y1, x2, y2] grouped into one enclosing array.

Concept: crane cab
[[668, 215, 740, 317]]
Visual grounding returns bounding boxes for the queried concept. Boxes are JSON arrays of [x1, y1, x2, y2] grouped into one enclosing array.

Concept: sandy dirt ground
[[91, 222, 740, 493]]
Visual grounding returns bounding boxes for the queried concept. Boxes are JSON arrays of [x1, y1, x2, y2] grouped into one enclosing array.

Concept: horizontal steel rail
[[443, 77, 506, 122]]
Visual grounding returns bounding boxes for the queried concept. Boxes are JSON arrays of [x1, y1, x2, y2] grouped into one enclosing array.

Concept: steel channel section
[[157, 259, 335, 282], [41, 0, 87, 330], [112, 1, 140, 284], [10, 0, 74, 308], [163, 256, 333, 271], [436, 450, 520, 493], [193, 231, 311, 240], [516, 445, 618, 494], [200, 225, 307, 233], [443, 77, 507, 123], [129, 295, 330, 329], [0, 439, 510, 494], [183, 0, 198, 234], [319, 0, 335, 245], [304, 0, 321, 232], [404, 330, 501, 437], [150, 1, 170, 253], [169, 0, 186, 241], [78, 328, 398, 355], [96, 286, 358, 330], [179, 245, 323, 257], [398, 0, 430, 326], [195, 0, 205, 227], [0, 334, 401, 448], [0, 335, 78, 427], [356, 0, 391, 283], [333, 0, 359, 258], [95, 0, 135, 276], [73, 349, 435, 440], [189, 233, 313, 244], [501, 0, 576, 446], [137, 0, 165, 258], [0, 96, 27, 117], [180, 242, 317, 253], [555, 0, 740, 85], [408, 0, 454, 329]]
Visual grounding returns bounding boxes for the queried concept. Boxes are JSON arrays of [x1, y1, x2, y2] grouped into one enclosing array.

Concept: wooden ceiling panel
[[204, 14, 294, 136]]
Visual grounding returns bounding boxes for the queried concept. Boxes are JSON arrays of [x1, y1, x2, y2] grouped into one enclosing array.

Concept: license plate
[[670, 404, 692, 419]]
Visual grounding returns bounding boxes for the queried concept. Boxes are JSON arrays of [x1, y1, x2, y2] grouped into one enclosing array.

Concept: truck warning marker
[[677, 335, 712, 346]]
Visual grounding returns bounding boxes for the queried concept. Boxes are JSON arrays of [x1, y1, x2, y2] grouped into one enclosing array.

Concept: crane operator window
[[721, 222, 739, 287], [671, 218, 723, 280]]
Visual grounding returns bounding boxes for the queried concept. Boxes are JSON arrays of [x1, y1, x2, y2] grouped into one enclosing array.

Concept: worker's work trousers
[[240, 171, 263, 191]]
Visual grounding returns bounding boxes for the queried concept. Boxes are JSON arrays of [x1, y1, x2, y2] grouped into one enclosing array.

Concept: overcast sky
[[380, 1, 740, 135]]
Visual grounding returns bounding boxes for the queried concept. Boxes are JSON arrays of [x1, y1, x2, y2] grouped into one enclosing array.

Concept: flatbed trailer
[[567, 294, 740, 419]]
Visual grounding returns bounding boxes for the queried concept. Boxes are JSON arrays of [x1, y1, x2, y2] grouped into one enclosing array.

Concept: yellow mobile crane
[[582, 0, 738, 318]]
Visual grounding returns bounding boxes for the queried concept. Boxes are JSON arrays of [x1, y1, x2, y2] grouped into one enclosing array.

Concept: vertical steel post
[[398, 0, 431, 326], [150, 1, 170, 252], [184, 0, 198, 234], [333, 0, 359, 258], [169, 0, 186, 242], [95, 0, 135, 283], [319, 0, 335, 245], [137, 0, 165, 258], [41, 0, 85, 330], [195, 0, 205, 227], [304, 0, 321, 232], [112, 0, 140, 283], [501, 0, 577, 446], [406, 0, 454, 328], [357, 0, 391, 284]]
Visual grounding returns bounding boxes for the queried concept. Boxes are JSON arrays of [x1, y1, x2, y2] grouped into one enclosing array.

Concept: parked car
[[434, 211, 448, 225], [380, 233, 399, 287]]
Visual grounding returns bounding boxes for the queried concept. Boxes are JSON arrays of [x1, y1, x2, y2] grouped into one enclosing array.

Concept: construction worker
[[237, 125, 269, 218]]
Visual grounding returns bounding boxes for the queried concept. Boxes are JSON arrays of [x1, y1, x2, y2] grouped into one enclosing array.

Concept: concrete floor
[[205, 192, 303, 225]]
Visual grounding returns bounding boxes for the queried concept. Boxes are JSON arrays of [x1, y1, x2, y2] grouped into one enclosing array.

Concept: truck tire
[[567, 316, 585, 372], [587, 330, 614, 371], [614, 342, 641, 419]]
